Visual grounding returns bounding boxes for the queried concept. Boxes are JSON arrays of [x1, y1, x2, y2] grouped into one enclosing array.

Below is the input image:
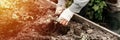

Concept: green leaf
[[92, 5, 99, 11], [102, 1, 107, 6], [99, 1, 107, 8]]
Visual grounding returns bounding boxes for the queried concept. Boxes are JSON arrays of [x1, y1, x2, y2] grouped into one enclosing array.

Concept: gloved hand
[[57, 8, 74, 26], [55, 6, 65, 15]]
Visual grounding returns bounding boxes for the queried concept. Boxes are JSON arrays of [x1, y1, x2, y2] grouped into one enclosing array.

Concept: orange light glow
[[0, 0, 56, 40]]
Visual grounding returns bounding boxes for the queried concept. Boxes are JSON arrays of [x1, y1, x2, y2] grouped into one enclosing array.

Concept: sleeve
[[57, 0, 66, 7], [57, 0, 90, 22], [68, 0, 90, 13]]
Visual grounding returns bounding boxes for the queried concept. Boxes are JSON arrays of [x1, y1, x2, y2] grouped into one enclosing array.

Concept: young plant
[[83, 0, 107, 21], [66, 0, 107, 22]]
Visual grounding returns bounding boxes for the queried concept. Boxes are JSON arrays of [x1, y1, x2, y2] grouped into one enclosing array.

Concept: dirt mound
[[0, 0, 57, 40]]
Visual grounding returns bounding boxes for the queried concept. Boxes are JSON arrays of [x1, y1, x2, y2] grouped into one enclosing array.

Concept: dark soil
[[8, 21, 119, 40], [0, 0, 119, 40], [49, 21, 119, 40]]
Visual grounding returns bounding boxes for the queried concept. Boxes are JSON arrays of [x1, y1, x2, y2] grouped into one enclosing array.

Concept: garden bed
[[0, 0, 120, 40], [49, 14, 120, 40], [8, 14, 120, 40]]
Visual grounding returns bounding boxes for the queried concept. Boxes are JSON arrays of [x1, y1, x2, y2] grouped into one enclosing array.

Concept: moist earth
[[0, 0, 119, 40]]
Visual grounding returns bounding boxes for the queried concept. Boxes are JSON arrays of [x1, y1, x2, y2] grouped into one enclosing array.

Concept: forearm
[[55, 0, 66, 14], [68, 0, 90, 13], [57, 0, 90, 22], [57, 0, 66, 7]]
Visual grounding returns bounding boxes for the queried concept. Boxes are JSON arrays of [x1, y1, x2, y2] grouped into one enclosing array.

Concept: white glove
[[55, 6, 65, 14], [57, 8, 74, 22]]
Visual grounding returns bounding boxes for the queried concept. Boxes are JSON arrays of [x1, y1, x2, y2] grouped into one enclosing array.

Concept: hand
[[57, 8, 74, 26], [59, 18, 68, 26]]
